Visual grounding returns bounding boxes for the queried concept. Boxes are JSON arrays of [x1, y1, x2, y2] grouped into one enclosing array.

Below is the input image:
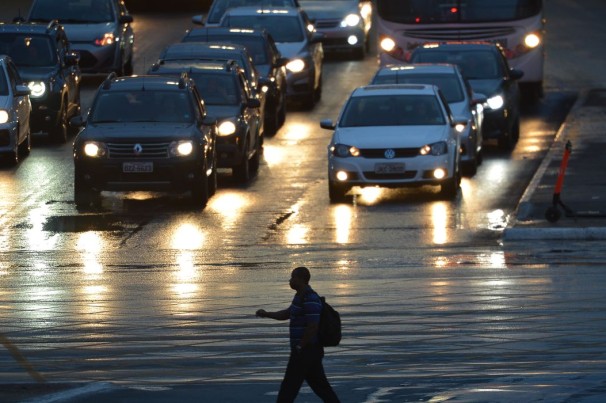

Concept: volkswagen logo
[[384, 149, 396, 159], [133, 144, 143, 155]]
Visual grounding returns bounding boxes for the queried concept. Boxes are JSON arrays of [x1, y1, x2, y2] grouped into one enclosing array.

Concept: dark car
[[25, 0, 135, 75], [71, 73, 218, 209], [182, 27, 288, 135], [410, 42, 523, 150], [0, 21, 81, 143], [220, 6, 324, 109], [0, 55, 32, 165], [149, 60, 263, 183]]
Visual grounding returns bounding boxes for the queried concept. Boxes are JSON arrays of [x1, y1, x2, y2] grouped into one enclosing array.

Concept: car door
[[301, 11, 323, 87], [57, 31, 80, 116], [238, 72, 261, 151], [6, 60, 30, 144]]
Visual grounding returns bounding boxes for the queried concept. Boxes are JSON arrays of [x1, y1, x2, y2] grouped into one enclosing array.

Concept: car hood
[[16, 66, 56, 81], [334, 126, 450, 148], [206, 105, 239, 121], [81, 122, 196, 141], [468, 78, 504, 97], [62, 22, 117, 43], [275, 42, 308, 59], [299, 1, 358, 20]]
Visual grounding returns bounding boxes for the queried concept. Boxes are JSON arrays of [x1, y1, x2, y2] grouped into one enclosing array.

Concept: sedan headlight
[[83, 141, 107, 158], [0, 110, 9, 124], [486, 94, 505, 110], [341, 14, 361, 27], [94, 33, 115, 47], [286, 58, 305, 73], [419, 141, 448, 156], [331, 144, 360, 158], [28, 81, 46, 98], [169, 140, 194, 157], [217, 120, 237, 136]]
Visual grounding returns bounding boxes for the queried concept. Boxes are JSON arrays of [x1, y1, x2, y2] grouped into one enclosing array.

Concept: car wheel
[[123, 55, 134, 76], [249, 138, 261, 174], [440, 166, 460, 199], [208, 149, 218, 197], [74, 174, 97, 209], [498, 117, 519, 150], [191, 167, 209, 209], [233, 150, 251, 183], [462, 158, 477, 177], [352, 46, 365, 60], [314, 74, 322, 101], [18, 126, 32, 157], [328, 180, 351, 203], [50, 103, 68, 144], [277, 97, 286, 127], [264, 104, 279, 136]]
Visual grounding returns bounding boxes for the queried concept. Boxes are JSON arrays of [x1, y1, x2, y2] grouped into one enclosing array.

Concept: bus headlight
[[524, 33, 541, 48], [380, 37, 396, 52], [28, 81, 46, 98]]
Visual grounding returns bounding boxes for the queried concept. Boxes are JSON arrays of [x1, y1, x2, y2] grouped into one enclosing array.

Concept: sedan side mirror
[[15, 84, 30, 97], [320, 119, 335, 130], [70, 115, 85, 128], [509, 68, 524, 80], [192, 15, 205, 26]]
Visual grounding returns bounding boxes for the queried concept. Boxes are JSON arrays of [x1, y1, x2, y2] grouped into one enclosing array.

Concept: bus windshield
[[377, 0, 542, 24]]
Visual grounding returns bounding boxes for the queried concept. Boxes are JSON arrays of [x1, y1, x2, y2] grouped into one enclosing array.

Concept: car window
[[373, 74, 465, 103], [0, 66, 8, 96], [29, 0, 114, 23], [190, 73, 240, 105], [207, 0, 298, 24], [91, 91, 194, 124], [340, 95, 446, 127], [223, 15, 304, 42], [412, 49, 502, 79], [0, 34, 56, 67]]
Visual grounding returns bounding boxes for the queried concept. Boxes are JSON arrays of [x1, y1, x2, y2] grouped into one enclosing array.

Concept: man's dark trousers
[[277, 343, 340, 402]]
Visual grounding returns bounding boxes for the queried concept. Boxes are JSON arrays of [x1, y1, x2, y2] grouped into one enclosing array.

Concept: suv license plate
[[374, 163, 405, 174], [123, 162, 153, 173]]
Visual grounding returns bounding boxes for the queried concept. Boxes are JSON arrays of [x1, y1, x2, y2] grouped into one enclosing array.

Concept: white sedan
[[321, 84, 465, 202]]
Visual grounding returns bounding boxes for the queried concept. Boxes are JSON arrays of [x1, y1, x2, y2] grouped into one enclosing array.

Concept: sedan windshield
[[223, 15, 304, 42], [0, 34, 56, 67], [340, 95, 446, 127], [91, 91, 194, 124], [29, 0, 114, 23], [208, 0, 298, 24], [373, 74, 465, 103]]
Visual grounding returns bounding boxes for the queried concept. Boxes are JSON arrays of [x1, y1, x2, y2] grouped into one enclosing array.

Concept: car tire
[[123, 55, 134, 76], [277, 97, 286, 127], [191, 166, 209, 209], [498, 117, 519, 150], [440, 165, 460, 199], [264, 104, 279, 136], [249, 137, 261, 175], [74, 174, 97, 209], [233, 150, 250, 183], [50, 103, 68, 144], [352, 46, 365, 60], [328, 180, 351, 203], [462, 158, 477, 177], [18, 126, 32, 157]]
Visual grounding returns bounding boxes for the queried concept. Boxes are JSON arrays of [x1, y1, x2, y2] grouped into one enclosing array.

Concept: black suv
[[0, 20, 81, 143], [149, 60, 263, 183], [182, 27, 288, 136], [71, 73, 218, 209]]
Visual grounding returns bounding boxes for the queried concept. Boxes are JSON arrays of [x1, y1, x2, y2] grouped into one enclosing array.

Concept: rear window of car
[[190, 73, 240, 106], [222, 15, 304, 42], [340, 94, 446, 127], [184, 35, 269, 65], [372, 74, 465, 103], [411, 50, 502, 79], [91, 91, 194, 124], [29, 0, 114, 23], [207, 0, 298, 24]]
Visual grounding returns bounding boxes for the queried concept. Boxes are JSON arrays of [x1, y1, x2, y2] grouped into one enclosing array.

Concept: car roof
[[222, 6, 301, 17], [416, 41, 502, 52], [186, 27, 269, 39], [0, 21, 61, 35], [353, 84, 439, 97], [162, 42, 249, 58], [377, 64, 459, 76], [101, 75, 193, 92], [151, 60, 242, 75]]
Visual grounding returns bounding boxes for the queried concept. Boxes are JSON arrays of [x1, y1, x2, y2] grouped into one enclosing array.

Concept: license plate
[[374, 163, 406, 174], [123, 162, 153, 173]]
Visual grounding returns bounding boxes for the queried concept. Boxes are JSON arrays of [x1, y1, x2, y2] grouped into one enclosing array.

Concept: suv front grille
[[107, 142, 171, 159]]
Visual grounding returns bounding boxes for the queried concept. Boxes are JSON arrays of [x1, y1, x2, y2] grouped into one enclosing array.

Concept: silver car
[[26, 0, 135, 75], [0, 55, 31, 165], [371, 64, 485, 175]]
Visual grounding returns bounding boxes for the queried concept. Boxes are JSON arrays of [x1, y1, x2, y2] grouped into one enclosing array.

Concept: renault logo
[[384, 149, 396, 159], [133, 144, 143, 155]]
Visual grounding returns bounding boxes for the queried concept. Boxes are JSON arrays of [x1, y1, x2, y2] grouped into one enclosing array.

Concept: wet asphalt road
[[2, 0, 606, 402]]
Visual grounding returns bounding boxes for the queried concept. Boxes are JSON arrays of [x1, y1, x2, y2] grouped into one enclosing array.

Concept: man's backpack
[[318, 296, 341, 347]]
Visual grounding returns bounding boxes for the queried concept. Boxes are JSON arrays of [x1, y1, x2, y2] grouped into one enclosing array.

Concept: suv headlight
[[286, 58, 305, 73], [169, 140, 194, 157], [331, 143, 360, 158], [94, 33, 115, 47], [28, 81, 46, 98], [420, 141, 448, 156], [0, 110, 9, 124], [83, 141, 107, 158], [486, 94, 505, 110], [341, 14, 361, 27], [217, 120, 237, 136]]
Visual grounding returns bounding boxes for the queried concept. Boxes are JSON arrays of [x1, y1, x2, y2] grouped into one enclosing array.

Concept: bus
[[376, 0, 544, 98]]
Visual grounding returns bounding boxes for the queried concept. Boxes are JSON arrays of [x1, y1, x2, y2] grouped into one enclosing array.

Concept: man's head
[[289, 266, 310, 290]]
